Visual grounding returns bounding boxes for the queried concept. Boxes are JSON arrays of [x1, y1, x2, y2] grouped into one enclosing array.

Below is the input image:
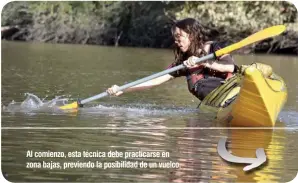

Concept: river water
[[1, 41, 298, 182]]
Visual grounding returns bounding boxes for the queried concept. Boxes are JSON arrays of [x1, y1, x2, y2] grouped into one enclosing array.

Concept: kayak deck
[[199, 63, 287, 127]]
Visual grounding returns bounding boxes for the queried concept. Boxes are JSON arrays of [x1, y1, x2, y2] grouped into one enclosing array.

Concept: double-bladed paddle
[[59, 25, 286, 110]]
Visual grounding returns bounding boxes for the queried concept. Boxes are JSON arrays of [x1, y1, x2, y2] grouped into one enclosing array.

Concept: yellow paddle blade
[[215, 25, 286, 57], [59, 101, 78, 110]]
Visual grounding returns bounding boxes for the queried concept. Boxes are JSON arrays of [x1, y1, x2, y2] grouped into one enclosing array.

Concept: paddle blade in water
[[59, 102, 78, 110], [215, 25, 286, 57]]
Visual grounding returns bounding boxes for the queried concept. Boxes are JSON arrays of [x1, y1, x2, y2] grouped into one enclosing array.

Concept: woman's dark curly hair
[[172, 18, 209, 64]]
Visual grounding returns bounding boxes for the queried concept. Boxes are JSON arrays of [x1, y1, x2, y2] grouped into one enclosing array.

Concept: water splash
[[2, 93, 197, 117], [80, 103, 197, 116], [3, 93, 69, 114]]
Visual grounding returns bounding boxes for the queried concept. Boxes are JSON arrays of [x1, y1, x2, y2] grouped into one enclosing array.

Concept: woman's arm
[[203, 54, 235, 73], [125, 74, 174, 92], [107, 74, 174, 96]]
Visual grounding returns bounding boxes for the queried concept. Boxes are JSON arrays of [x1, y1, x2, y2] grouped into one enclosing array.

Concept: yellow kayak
[[199, 63, 287, 127]]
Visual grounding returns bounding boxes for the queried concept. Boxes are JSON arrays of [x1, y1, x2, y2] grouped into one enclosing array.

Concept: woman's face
[[173, 27, 191, 52]]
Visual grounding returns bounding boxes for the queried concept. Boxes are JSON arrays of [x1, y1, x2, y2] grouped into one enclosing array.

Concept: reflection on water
[[169, 121, 297, 183], [2, 41, 298, 182], [2, 127, 298, 182]]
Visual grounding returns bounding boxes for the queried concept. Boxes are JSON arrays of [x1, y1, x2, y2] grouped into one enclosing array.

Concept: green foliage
[[1, 1, 297, 53], [1, 2, 32, 26], [1, 1, 175, 46], [174, 1, 297, 35], [173, 1, 298, 53]]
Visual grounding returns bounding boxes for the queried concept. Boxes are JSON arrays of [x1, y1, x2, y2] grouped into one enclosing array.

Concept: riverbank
[[2, 1, 297, 55], [3, 25, 297, 55]]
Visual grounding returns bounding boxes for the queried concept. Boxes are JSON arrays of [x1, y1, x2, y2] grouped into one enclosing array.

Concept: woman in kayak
[[107, 18, 236, 101]]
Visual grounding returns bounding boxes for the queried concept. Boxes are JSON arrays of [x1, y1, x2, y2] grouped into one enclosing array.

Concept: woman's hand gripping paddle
[[59, 25, 286, 110]]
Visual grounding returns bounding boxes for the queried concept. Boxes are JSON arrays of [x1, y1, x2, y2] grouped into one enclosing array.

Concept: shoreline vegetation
[[1, 1, 298, 55]]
